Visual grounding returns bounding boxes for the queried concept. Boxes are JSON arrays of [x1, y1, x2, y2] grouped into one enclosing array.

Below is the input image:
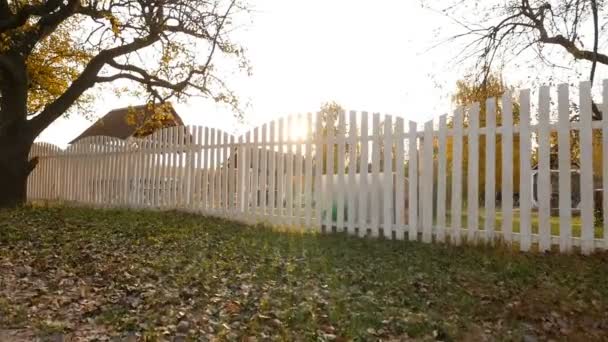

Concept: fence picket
[[422, 119, 434, 243], [395, 117, 406, 240], [519, 90, 532, 252], [358, 112, 369, 237], [579, 81, 595, 254], [304, 113, 314, 228], [260, 125, 268, 217], [538, 86, 552, 252], [336, 111, 346, 232], [286, 116, 295, 227], [603, 80, 608, 250], [269, 121, 276, 220], [295, 114, 304, 227], [501, 93, 514, 244], [408, 120, 419, 241], [383, 115, 394, 238], [370, 114, 381, 237], [436, 115, 447, 243], [451, 109, 463, 245], [557, 84, 572, 252], [325, 113, 335, 231], [467, 103, 480, 243], [347, 111, 358, 235], [277, 119, 286, 224], [483, 99, 496, 243], [314, 113, 323, 230]]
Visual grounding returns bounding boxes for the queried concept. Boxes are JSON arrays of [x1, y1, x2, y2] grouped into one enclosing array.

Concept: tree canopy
[[426, 0, 607, 119]]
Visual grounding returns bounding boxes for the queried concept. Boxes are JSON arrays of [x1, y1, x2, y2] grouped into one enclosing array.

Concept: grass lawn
[[1, 207, 607, 341]]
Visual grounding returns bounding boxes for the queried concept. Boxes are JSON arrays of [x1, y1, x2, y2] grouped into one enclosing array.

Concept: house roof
[[69, 103, 184, 144]]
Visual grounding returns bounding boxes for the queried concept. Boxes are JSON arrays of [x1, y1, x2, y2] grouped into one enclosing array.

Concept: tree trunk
[[0, 127, 36, 208], [0, 53, 37, 208]]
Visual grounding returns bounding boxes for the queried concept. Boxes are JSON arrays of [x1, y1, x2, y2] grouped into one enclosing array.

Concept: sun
[[288, 116, 309, 141]]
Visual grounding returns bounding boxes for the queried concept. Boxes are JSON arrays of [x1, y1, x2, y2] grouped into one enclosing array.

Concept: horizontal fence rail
[[28, 81, 608, 254]]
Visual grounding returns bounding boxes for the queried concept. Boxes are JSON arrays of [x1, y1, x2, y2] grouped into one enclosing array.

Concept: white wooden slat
[[203, 127, 210, 212], [166, 128, 173, 208], [122, 139, 133, 207], [467, 103, 480, 243], [370, 113, 381, 237], [110, 139, 118, 205], [347, 111, 358, 235], [170, 127, 178, 208], [104, 137, 112, 206], [358, 112, 369, 237], [209, 128, 216, 212], [538, 86, 552, 252], [159, 130, 167, 208], [151, 136, 159, 208], [142, 137, 149, 208], [484, 99, 496, 244], [395, 117, 405, 240], [139, 138, 148, 207], [436, 115, 448, 243], [228, 134, 236, 213], [579, 81, 595, 254], [236, 134, 243, 215], [336, 111, 346, 232], [314, 113, 323, 230], [140, 140, 148, 207], [383, 115, 394, 238], [557, 84, 572, 252], [163, 129, 172, 208], [196, 126, 203, 212], [244, 131, 252, 218], [223, 132, 230, 213], [422, 119, 434, 243], [216, 131, 223, 213], [323, 113, 334, 231], [260, 125, 268, 217], [181, 128, 188, 209], [286, 115, 295, 227], [277, 119, 285, 224], [451, 109, 464, 245], [179, 127, 186, 208], [252, 127, 260, 217], [295, 114, 304, 227], [145, 135, 156, 207], [519, 89, 532, 252], [269, 121, 276, 219], [603, 80, 608, 250], [408, 120, 419, 241], [501, 92, 514, 245], [95, 139, 102, 205], [304, 113, 314, 228], [121, 139, 130, 206]]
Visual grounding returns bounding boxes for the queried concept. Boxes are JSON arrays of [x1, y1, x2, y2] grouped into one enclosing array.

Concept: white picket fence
[[28, 81, 608, 254]]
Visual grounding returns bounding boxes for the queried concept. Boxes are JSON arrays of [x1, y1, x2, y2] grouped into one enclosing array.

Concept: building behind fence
[[28, 81, 608, 254]]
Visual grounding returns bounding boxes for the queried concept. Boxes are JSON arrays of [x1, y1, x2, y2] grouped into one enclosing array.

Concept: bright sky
[[36, 0, 604, 148]]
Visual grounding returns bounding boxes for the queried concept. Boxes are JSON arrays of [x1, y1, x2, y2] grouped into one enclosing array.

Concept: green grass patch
[[1, 206, 607, 340]]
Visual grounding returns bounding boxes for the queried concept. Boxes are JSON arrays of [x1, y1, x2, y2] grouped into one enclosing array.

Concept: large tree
[[0, 0, 249, 207]]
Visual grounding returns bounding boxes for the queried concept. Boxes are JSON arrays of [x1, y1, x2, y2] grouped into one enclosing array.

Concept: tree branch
[[29, 35, 160, 135]]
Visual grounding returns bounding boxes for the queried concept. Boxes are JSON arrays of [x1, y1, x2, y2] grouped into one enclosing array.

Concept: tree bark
[[0, 120, 36, 208], [0, 53, 37, 208]]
